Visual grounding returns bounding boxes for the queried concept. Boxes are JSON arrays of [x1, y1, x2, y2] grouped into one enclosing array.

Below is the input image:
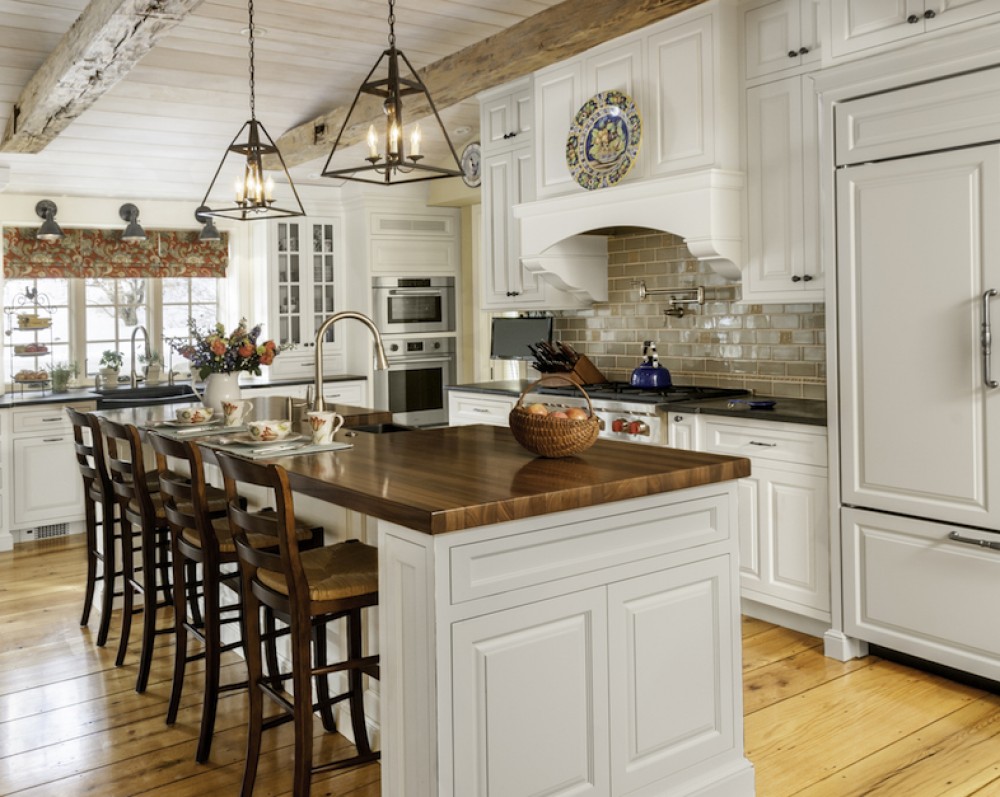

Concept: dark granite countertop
[[0, 373, 367, 408], [446, 381, 827, 427]]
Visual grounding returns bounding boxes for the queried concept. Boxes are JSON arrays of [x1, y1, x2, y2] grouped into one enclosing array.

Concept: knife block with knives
[[529, 341, 606, 385]]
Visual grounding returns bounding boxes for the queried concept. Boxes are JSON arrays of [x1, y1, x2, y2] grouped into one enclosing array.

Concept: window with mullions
[[2, 277, 220, 384]]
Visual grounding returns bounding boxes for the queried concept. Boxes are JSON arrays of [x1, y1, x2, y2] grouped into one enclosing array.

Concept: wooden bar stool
[[215, 451, 380, 797], [67, 407, 120, 648], [148, 432, 322, 762]]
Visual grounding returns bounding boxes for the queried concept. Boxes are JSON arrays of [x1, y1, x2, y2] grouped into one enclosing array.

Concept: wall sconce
[[195, 205, 221, 241], [119, 203, 146, 241], [35, 200, 64, 241]]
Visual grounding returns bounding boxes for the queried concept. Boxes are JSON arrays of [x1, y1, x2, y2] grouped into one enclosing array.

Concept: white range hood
[[513, 170, 745, 302]]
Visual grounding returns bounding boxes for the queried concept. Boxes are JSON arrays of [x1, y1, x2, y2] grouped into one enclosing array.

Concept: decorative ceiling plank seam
[[0, 0, 207, 154], [274, 0, 710, 169]]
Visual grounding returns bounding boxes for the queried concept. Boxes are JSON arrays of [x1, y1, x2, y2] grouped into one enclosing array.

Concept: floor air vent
[[14, 523, 69, 542]]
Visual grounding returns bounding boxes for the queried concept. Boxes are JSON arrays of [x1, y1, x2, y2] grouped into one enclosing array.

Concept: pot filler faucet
[[130, 325, 149, 389], [312, 311, 390, 412]]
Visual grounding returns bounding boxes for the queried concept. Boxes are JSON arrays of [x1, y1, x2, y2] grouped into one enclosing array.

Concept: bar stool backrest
[[214, 451, 310, 606], [148, 432, 221, 561], [67, 406, 111, 503], [98, 417, 157, 529]]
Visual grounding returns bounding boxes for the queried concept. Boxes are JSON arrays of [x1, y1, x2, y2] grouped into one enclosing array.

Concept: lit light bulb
[[368, 125, 378, 159], [389, 122, 399, 156], [264, 176, 274, 202], [410, 124, 421, 158], [235, 176, 245, 205]]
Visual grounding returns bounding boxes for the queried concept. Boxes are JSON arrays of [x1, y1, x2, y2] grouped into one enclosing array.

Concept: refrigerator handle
[[982, 289, 999, 389], [948, 530, 1000, 551]]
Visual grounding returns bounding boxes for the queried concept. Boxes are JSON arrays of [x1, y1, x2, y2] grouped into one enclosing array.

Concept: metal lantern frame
[[321, 0, 463, 185], [198, 0, 304, 221]]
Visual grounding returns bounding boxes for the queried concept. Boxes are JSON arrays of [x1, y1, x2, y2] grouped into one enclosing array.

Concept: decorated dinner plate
[[566, 90, 641, 191], [223, 432, 304, 446], [162, 418, 222, 428]]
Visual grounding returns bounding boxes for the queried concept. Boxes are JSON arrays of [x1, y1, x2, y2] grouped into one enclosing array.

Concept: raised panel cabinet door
[[534, 62, 582, 198], [451, 588, 610, 796], [13, 436, 84, 526], [608, 557, 739, 794], [837, 145, 1000, 529], [760, 463, 830, 613], [667, 412, 698, 449], [743, 0, 821, 78], [829, 0, 923, 58], [584, 39, 646, 183], [926, 0, 1000, 30], [482, 92, 516, 149], [646, 13, 715, 176]]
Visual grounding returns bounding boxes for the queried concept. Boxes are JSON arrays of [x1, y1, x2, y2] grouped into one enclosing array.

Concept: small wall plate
[[461, 142, 481, 188]]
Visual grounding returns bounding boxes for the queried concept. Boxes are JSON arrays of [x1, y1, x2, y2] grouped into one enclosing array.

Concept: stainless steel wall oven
[[372, 276, 455, 335], [373, 336, 456, 427]]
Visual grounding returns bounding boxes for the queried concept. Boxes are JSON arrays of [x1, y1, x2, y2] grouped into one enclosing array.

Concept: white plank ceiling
[[0, 0, 564, 203]]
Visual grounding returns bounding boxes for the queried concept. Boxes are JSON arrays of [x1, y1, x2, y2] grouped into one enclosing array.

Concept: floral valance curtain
[[2, 227, 229, 279]]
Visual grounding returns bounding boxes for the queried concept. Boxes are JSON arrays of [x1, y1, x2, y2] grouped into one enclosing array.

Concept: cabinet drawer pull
[[948, 530, 1000, 551], [326, 393, 342, 399], [473, 407, 489, 413], [749, 441, 778, 447], [41, 417, 61, 422], [42, 437, 64, 443]]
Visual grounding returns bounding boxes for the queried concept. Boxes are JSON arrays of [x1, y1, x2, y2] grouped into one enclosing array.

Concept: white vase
[[202, 372, 240, 414]]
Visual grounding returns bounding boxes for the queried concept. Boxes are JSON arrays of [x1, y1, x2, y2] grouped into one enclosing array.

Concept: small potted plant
[[47, 361, 77, 394], [99, 350, 123, 389], [140, 349, 163, 384]]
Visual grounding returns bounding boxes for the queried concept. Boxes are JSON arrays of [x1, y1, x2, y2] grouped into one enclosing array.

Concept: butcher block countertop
[[283, 424, 750, 535]]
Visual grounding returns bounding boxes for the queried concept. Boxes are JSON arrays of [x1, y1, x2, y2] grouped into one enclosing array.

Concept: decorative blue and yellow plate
[[566, 90, 641, 191]]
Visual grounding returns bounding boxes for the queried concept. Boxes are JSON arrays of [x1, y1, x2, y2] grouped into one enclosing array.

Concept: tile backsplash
[[552, 230, 827, 400]]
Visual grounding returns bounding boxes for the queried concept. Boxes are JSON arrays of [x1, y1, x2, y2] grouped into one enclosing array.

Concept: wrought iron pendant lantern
[[321, 0, 463, 185], [198, 0, 304, 220]]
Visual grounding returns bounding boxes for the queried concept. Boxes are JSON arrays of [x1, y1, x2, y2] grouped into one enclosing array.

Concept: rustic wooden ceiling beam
[[275, 0, 709, 169], [1, 0, 205, 154]]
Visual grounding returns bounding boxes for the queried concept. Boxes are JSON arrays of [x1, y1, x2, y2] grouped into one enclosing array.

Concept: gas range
[[528, 381, 749, 446]]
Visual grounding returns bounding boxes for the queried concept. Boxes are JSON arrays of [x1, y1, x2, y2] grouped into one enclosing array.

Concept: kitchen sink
[[347, 422, 415, 434], [95, 383, 198, 409]]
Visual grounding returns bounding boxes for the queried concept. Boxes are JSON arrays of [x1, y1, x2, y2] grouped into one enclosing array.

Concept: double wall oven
[[372, 277, 456, 427]]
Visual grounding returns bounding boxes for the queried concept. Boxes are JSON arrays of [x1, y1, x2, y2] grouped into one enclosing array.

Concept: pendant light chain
[[387, 0, 395, 48], [247, 0, 256, 120]]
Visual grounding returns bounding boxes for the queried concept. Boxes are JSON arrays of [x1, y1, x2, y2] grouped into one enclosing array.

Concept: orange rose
[[209, 337, 226, 356], [259, 351, 274, 366], [238, 342, 254, 357]]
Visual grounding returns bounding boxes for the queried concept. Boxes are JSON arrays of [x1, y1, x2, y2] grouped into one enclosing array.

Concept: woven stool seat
[[257, 541, 378, 601]]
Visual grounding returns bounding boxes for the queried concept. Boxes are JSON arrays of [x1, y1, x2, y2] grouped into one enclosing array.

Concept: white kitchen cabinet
[[743, 75, 823, 301], [368, 210, 459, 276], [667, 411, 699, 450], [10, 401, 90, 531], [380, 485, 751, 797], [480, 78, 533, 153], [265, 218, 344, 380], [743, 0, 821, 79], [447, 389, 517, 426], [480, 148, 549, 309], [827, 0, 1000, 60]]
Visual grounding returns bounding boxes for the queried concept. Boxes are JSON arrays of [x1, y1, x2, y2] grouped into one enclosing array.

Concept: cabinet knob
[[506, 291, 520, 297], [802, 274, 814, 282], [674, 416, 683, 422], [798, 46, 810, 55], [923, 9, 936, 18], [791, 275, 802, 283], [787, 50, 798, 58], [907, 13, 920, 22]]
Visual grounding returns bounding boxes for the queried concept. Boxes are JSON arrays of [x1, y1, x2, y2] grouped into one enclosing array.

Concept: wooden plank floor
[[4, 536, 1000, 796]]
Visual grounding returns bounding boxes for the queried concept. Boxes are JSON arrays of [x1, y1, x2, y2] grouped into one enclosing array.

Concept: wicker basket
[[508, 376, 600, 458]]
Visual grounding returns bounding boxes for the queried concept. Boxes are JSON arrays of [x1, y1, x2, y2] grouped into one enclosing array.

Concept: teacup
[[175, 406, 214, 425], [221, 398, 254, 427], [306, 410, 344, 445], [247, 419, 291, 442]]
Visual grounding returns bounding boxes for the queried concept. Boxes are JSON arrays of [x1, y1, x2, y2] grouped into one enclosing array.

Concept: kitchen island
[[98, 407, 755, 796], [269, 424, 754, 797]]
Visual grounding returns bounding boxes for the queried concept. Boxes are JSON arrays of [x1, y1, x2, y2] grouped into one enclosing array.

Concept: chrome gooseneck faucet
[[312, 311, 389, 412], [130, 325, 149, 389]]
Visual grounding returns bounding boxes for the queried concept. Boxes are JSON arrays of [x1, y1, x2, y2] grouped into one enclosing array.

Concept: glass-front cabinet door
[[267, 217, 344, 379]]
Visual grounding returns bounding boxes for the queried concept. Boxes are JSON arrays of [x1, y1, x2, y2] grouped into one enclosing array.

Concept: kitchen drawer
[[323, 381, 365, 407], [12, 401, 95, 435], [447, 391, 516, 427], [843, 507, 1000, 680], [449, 494, 729, 605], [702, 417, 826, 467]]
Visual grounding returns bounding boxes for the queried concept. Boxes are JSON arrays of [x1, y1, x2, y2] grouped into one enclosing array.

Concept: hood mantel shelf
[[514, 170, 745, 286]]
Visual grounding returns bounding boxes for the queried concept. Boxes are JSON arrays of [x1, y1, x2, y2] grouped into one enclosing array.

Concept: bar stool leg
[[240, 594, 266, 797], [196, 572, 222, 762], [116, 521, 137, 668], [166, 538, 189, 726], [347, 608, 372, 757], [291, 613, 315, 797], [80, 495, 98, 629], [96, 498, 117, 648], [135, 528, 164, 693], [313, 619, 337, 732]]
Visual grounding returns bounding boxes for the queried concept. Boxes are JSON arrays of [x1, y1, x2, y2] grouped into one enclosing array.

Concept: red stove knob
[[611, 418, 627, 433], [628, 420, 649, 436]]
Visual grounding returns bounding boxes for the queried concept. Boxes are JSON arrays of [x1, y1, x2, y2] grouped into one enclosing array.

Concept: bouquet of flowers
[[171, 318, 284, 379]]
